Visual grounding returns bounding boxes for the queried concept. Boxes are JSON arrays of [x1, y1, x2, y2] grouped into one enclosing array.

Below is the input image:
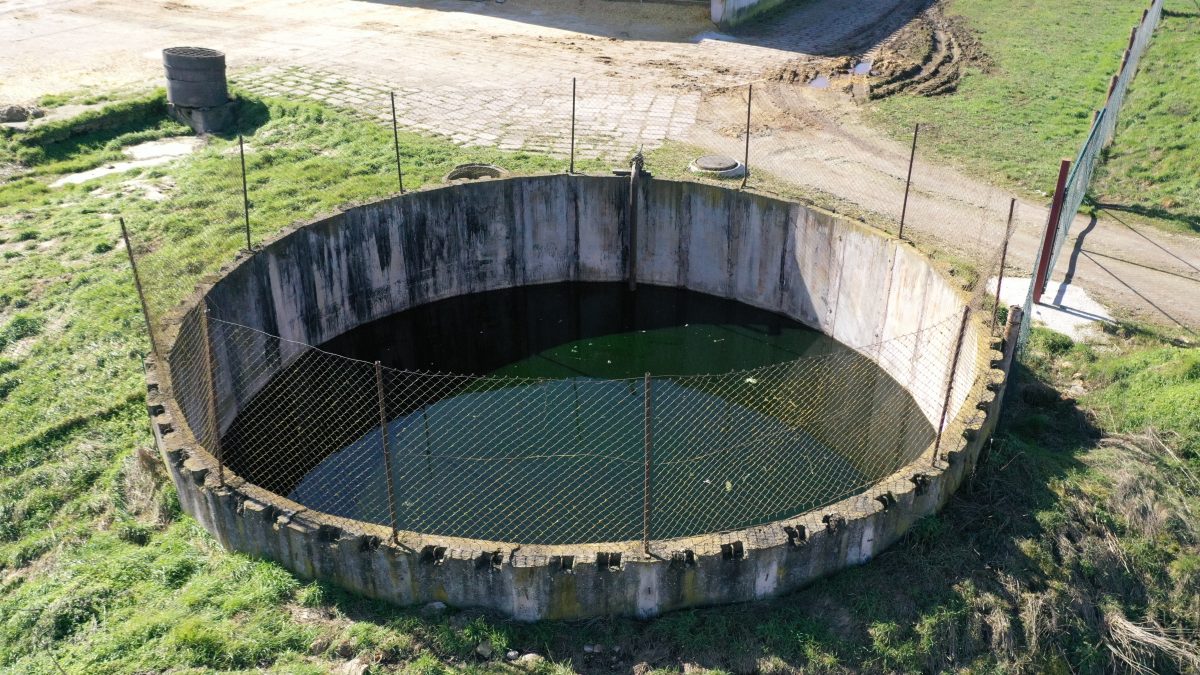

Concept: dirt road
[[3, 0, 1197, 331]]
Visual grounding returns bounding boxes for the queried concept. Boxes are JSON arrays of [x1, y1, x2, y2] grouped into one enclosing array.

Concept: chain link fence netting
[[161, 302, 986, 546], [1019, 0, 1164, 349], [121, 73, 1015, 547], [118, 0, 1166, 546]]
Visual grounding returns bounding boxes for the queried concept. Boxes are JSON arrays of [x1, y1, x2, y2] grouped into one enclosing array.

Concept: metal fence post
[[391, 91, 405, 194], [992, 198, 1016, 335], [740, 83, 752, 190], [376, 361, 400, 543], [421, 406, 433, 478], [238, 134, 251, 251], [934, 306, 971, 463], [199, 307, 225, 486], [642, 372, 653, 556], [569, 78, 576, 175], [899, 123, 919, 240], [1033, 159, 1072, 304], [118, 217, 159, 361], [627, 153, 643, 292]]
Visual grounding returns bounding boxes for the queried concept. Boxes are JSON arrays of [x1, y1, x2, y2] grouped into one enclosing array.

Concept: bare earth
[[2, 0, 1197, 332]]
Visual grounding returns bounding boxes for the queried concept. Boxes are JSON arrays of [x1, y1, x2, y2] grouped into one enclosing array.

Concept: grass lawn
[[1, 92, 1198, 673], [867, 0, 1150, 198], [1091, 6, 1200, 235]]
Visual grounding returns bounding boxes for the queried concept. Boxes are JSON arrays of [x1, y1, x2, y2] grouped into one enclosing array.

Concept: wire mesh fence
[[120, 65, 1019, 548], [117, 1, 1169, 547], [1018, 0, 1165, 349], [122, 76, 1023, 355], [161, 303, 982, 547]]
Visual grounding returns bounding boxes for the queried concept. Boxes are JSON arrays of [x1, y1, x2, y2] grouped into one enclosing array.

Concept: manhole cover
[[688, 155, 746, 179], [693, 155, 739, 171]]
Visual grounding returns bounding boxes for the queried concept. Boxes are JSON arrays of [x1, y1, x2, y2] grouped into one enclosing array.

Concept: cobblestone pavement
[[236, 66, 700, 159]]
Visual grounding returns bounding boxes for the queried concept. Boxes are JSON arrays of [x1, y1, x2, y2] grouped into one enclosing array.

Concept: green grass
[[121, 94, 605, 325], [1091, 5, 1200, 235], [867, 0, 1149, 197], [1, 91, 1198, 673], [0, 91, 185, 173], [1085, 338, 1200, 457]]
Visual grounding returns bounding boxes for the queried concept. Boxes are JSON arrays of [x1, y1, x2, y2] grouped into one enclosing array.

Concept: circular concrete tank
[[146, 175, 1005, 621]]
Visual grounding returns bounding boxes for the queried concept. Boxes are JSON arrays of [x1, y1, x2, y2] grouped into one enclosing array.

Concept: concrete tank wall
[[190, 176, 973, 435], [150, 175, 1008, 621]]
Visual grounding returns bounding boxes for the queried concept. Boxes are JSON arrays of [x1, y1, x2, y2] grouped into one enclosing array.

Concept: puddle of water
[[50, 137, 201, 188], [853, 60, 873, 76], [808, 75, 830, 89]]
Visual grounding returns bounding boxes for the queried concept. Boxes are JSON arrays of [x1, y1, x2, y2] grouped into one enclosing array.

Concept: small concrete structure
[[711, 0, 791, 29], [146, 175, 1013, 621], [163, 47, 236, 134]]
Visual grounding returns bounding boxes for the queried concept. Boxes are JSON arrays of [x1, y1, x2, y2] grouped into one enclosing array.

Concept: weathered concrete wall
[[190, 176, 972, 434], [151, 175, 1008, 621], [711, 0, 793, 30]]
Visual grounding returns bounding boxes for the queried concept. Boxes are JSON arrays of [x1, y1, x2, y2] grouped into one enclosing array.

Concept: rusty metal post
[[118, 217, 160, 361], [992, 198, 1016, 335], [376, 361, 400, 543], [642, 372, 653, 556], [238, 134, 251, 251], [740, 83, 752, 190], [899, 123, 919, 239], [1033, 159, 1072, 304], [199, 308, 225, 486], [569, 78, 576, 174], [391, 91, 405, 194], [934, 306, 971, 463]]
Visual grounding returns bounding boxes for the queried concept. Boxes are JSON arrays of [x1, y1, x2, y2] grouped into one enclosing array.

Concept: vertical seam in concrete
[[874, 245, 898, 359], [677, 190, 690, 288], [572, 177, 581, 282], [511, 182, 524, 288], [725, 195, 735, 298], [775, 205, 792, 315], [826, 223, 847, 333]]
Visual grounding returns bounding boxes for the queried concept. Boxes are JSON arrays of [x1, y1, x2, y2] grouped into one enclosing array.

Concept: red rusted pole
[[1033, 159, 1072, 304]]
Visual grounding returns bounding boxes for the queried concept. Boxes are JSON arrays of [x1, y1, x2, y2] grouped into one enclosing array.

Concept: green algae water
[[319, 282, 840, 378], [229, 283, 934, 544]]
